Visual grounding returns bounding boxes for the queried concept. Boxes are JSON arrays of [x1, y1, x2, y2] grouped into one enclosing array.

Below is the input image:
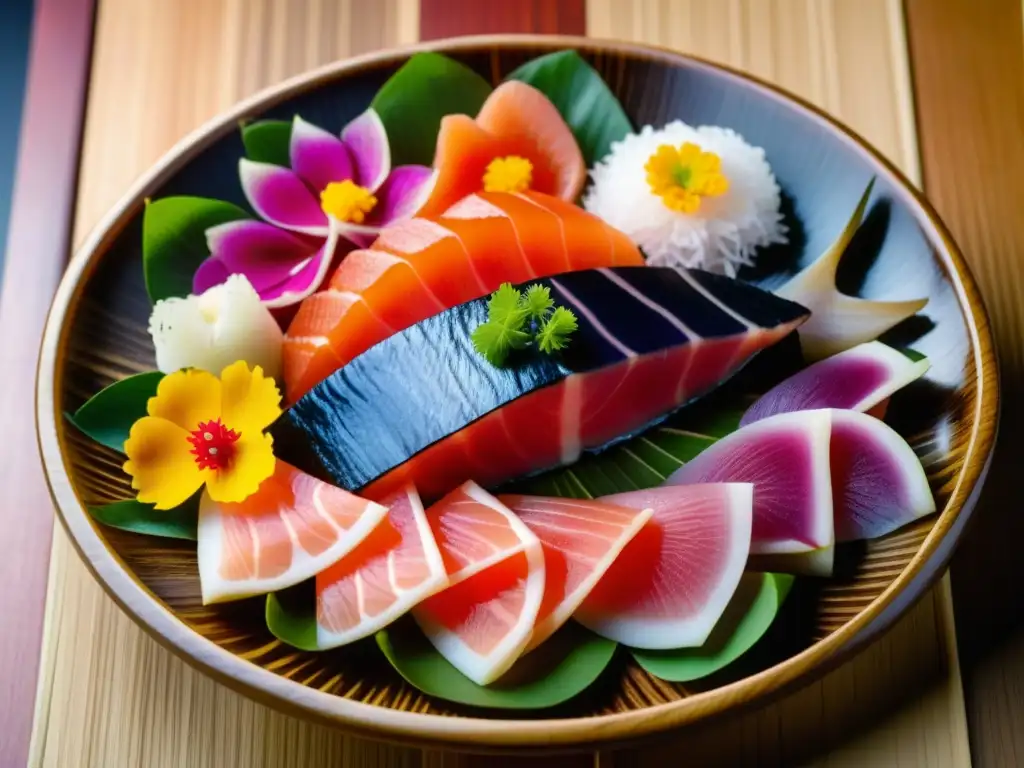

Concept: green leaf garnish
[[507, 50, 633, 166], [471, 320, 531, 366], [473, 283, 577, 365], [241, 119, 292, 165], [520, 284, 554, 321], [536, 306, 578, 354], [488, 282, 528, 325], [65, 371, 165, 453], [630, 572, 794, 682], [87, 494, 199, 541], [143, 196, 249, 302], [377, 619, 616, 709], [266, 583, 320, 651], [372, 52, 492, 167]]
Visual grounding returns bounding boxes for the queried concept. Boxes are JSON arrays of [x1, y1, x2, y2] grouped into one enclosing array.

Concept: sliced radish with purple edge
[[740, 342, 931, 426], [665, 410, 835, 556], [829, 409, 935, 541]]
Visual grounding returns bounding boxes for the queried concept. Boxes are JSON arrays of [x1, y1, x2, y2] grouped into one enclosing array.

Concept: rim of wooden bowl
[[36, 35, 999, 752]]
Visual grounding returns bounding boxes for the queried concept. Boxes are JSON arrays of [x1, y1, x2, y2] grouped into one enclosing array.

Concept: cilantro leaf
[[520, 284, 554, 321], [536, 306, 578, 354], [488, 283, 526, 325], [471, 320, 531, 366]]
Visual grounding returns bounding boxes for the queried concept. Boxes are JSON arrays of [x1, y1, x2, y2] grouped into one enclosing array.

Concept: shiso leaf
[[241, 120, 292, 166], [88, 494, 199, 541], [376, 618, 617, 709], [143, 196, 250, 302], [371, 52, 492, 167], [631, 572, 794, 681], [507, 50, 633, 166], [65, 371, 165, 453], [266, 582, 319, 651], [775, 179, 929, 360]]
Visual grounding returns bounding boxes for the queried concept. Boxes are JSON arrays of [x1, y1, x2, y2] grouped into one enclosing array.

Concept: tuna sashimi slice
[[197, 460, 388, 604], [274, 266, 810, 504], [829, 409, 935, 541], [412, 482, 545, 684], [498, 495, 653, 651], [314, 486, 448, 649], [575, 484, 753, 649], [741, 341, 930, 426], [666, 411, 834, 554]]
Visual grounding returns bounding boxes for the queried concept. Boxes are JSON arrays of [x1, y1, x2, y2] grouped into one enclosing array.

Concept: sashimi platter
[[47, 43, 993, 735]]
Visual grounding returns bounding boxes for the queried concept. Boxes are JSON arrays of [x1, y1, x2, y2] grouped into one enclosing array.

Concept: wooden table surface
[[2, 1, 1021, 766]]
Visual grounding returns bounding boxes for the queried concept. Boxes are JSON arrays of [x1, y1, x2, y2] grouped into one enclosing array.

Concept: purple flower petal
[[259, 220, 347, 308], [205, 220, 319, 295], [366, 165, 436, 226], [341, 109, 390, 191], [290, 115, 355, 194], [193, 256, 232, 294], [239, 158, 329, 236]]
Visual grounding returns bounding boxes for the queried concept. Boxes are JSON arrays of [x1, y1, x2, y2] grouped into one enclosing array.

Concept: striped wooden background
[[6, 0, 1021, 766]]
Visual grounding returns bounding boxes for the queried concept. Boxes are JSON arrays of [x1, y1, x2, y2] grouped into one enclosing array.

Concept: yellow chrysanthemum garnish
[[320, 179, 378, 223], [645, 142, 729, 214], [123, 361, 282, 509], [483, 155, 533, 194]]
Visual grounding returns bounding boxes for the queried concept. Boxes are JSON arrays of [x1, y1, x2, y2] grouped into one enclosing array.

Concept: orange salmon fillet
[[282, 190, 644, 403]]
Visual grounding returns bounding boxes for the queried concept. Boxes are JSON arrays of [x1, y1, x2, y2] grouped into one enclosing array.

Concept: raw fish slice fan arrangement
[[49, 41, 989, 735]]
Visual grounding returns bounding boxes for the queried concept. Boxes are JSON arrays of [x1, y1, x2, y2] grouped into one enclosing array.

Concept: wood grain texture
[[30, 0, 975, 766], [905, 0, 1024, 765], [0, 1, 95, 766]]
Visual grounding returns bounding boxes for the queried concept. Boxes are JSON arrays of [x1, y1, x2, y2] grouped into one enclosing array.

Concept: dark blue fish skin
[[271, 267, 808, 492]]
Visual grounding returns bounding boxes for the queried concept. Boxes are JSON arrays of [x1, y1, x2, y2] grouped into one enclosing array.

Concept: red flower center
[[187, 419, 240, 470]]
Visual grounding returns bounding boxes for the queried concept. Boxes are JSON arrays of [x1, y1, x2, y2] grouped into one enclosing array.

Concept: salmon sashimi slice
[[282, 190, 644, 403], [416, 81, 586, 218], [314, 485, 448, 648], [423, 480, 539, 584], [499, 495, 653, 651], [465, 192, 572, 275], [412, 482, 545, 684], [575, 484, 753, 649], [371, 217, 484, 310], [196, 460, 388, 604], [439, 195, 535, 287]]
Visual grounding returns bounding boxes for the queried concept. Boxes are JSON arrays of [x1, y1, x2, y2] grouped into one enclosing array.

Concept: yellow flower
[[123, 361, 282, 509], [320, 179, 378, 223], [645, 142, 729, 214], [483, 155, 533, 194]]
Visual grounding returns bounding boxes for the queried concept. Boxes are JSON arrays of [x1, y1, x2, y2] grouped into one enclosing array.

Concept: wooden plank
[[29, 1, 975, 766], [0, 1, 95, 766], [904, 0, 1024, 765], [420, 0, 586, 39]]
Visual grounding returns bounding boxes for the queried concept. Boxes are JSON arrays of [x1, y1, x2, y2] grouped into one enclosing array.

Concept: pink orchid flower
[[194, 110, 434, 308]]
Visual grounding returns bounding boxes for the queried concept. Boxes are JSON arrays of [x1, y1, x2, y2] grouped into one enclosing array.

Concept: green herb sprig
[[472, 284, 578, 366]]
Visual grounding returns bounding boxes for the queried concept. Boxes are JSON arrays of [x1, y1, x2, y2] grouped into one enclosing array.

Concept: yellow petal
[[123, 416, 205, 510], [147, 368, 222, 431], [219, 361, 282, 434], [205, 431, 276, 503]]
